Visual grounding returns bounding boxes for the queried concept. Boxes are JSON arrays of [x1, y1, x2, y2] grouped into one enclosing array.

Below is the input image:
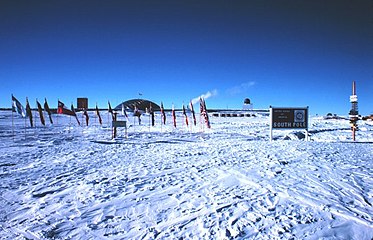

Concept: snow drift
[[0, 111, 372, 239]]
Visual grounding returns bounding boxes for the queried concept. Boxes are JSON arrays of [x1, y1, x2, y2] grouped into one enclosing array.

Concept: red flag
[[36, 100, 45, 126], [183, 104, 189, 126], [96, 104, 102, 125], [160, 102, 166, 125], [190, 100, 196, 126], [172, 104, 176, 128], [58, 100, 75, 116], [26, 97, 33, 127]]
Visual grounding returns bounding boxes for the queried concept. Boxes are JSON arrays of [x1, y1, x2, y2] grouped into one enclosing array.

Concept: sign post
[[270, 106, 309, 141], [112, 112, 127, 139]]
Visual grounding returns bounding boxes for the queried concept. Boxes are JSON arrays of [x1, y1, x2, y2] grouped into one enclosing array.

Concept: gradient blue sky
[[1, 0, 372, 115]]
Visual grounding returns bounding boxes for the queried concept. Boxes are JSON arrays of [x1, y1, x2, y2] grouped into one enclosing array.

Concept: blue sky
[[1, 0, 372, 115]]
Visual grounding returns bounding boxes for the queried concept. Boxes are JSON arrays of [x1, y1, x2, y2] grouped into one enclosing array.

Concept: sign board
[[112, 120, 127, 128], [271, 107, 308, 129], [77, 98, 88, 110], [270, 106, 309, 141]]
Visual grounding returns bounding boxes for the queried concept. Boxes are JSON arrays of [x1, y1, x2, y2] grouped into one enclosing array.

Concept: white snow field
[[0, 110, 372, 239]]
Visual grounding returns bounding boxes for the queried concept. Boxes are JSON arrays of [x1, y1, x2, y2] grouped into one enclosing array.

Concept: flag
[[134, 104, 141, 125], [58, 100, 75, 116], [150, 103, 155, 126], [25, 97, 33, 127], [83, 109, 89, 126], [183, 104, 189, 126], [11, 94, 26, 117], [200, 97, 204, 115], [121, 103, 128, 118], [44, 98, 53, 124], [108, 101, 113, 114], [200, 98, 211, 129], [160, 102, 166, 125], [108, 101, 114, 120], [71, 104, 80, 126], [172, 104, 176, 128], [36, 100, 45, 126], [190, 100, 196, 126], [95, 104, 102, 125]]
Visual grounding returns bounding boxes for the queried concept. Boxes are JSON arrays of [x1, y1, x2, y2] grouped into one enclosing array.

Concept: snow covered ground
[[0, 110, 372, 239]]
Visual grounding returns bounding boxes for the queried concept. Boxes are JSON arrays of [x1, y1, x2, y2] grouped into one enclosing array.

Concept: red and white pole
[[349, 81, 358, 141]]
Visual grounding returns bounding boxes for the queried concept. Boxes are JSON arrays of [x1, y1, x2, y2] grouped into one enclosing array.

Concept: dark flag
[[172, 104, 176, 128], [190, 100, 196, 126], [58, 100, 75, 116], [204, 101, 211, 129], [36, 100, 45, 126], [96, 104, 102, 125], [44, 98, 53, 124], [25, 97, 33, 127], [108, 101, 114, 120], [183, 104, 189, 126], [150, 103, 155, 126], [83, 109, 89, 126], [200, 97, 204, 115], [160, 102, 166, 125], [71, 104, 80, 126], [11, 94, 26, 117], [121, 103, 128, 118]]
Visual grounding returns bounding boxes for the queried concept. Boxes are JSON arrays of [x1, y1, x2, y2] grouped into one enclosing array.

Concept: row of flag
[[11, 95, 210, 129], [12, 95, 53, 127]]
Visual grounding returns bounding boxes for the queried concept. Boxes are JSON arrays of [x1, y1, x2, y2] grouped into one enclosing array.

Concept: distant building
[[114, 99, 160, 112], [77, 98, 88, 110], [243, 98, 253, 110]]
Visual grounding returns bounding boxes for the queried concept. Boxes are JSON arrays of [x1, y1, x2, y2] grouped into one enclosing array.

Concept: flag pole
[[148, 109, 151, 132], [11, 97, 14, 140], [34, 107, 37, 128], [133, 114, 135, 133], [24, 113, 26, 139], [56, 111, 58, 125]]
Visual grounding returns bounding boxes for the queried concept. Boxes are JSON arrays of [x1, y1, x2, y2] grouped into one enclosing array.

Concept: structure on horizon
[[243, 98, 253, 110], [114, 99, 160, 112], [77, 98, 88, 110]]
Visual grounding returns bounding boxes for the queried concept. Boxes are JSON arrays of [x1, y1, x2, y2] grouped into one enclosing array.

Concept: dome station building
[[114, 99, 160, 112]]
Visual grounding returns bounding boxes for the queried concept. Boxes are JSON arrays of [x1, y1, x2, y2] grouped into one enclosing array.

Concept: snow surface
[[0, 111, 372, 239]]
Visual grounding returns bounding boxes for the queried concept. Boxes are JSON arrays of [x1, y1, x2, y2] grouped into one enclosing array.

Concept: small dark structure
[[244, 98, 251, 105], [77, 98, 88, 110]]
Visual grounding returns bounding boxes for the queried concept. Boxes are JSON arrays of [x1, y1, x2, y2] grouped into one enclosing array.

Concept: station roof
[[114, 99, 160, 111]]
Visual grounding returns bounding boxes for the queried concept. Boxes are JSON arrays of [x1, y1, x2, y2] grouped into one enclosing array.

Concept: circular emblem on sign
[[296, 112, 303, 120], [294, 110, 305, 122]]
